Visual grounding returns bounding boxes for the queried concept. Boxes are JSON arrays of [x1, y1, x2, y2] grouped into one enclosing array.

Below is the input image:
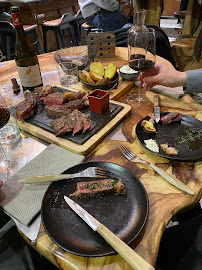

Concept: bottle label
[[17, 64, 42, 87], [11, 13, 23, 27]]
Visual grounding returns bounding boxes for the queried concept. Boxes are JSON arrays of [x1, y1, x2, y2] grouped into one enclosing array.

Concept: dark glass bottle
[[10, 6, 43, 91]]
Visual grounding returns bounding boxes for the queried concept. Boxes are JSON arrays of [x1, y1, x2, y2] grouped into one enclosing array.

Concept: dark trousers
[[156, 209, 202, 270]]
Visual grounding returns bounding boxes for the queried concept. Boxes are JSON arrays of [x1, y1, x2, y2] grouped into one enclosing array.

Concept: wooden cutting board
[[18, 100, 131, 156]]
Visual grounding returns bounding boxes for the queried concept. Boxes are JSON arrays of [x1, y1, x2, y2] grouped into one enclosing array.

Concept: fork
[[119, 144, 194, 196], [18, 167, 113, 184]]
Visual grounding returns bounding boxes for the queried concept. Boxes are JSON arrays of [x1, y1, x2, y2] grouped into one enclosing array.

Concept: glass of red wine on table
[[127, 28, 156, 106]]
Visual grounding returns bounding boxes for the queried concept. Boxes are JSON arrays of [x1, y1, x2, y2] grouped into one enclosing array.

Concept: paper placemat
[[0, 144, 85, 225]]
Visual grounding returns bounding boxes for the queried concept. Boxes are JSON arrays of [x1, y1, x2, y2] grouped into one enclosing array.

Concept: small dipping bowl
[[119, 65, 139, 81]]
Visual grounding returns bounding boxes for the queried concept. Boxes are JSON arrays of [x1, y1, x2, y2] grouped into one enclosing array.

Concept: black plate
[[80, 72, 119, 90], [41, 161, 149, 257], [136, 113, 202, 161], [25, 86, 123, 145]]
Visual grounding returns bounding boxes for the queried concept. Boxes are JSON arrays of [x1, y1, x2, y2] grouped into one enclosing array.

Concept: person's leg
[[89, 10, 128, 31], [156, 214, 202, 270]]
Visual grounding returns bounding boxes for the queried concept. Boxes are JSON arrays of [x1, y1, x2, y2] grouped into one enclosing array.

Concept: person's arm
[[185, 69, 202, 93], [138, 63, 187, 91]]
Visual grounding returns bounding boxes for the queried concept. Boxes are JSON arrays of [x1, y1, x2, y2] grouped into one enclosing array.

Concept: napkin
[[0, 144, 85, 226], [134, 81, 184, 99]]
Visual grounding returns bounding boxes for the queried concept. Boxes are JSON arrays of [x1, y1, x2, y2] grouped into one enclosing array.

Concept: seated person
[[0, 7, 12, 23], [78, 0, 133, 31]]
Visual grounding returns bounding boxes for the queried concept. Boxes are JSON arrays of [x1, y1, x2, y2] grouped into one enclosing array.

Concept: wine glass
[[0, 93, 11, 177], [127, 28, 156, 106]]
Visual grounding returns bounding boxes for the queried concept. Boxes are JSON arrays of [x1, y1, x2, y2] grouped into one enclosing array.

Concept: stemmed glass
[[127, 27, 156, 106], [0, 93, 11, 176]]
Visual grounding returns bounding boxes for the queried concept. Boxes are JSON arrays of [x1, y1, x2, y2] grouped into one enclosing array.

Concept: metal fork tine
[[95, 168, 112, 178], [119, 144, 135, 160]]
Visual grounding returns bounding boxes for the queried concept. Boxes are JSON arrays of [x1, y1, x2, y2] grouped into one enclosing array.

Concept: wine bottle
[[10, 6, 43, 91]]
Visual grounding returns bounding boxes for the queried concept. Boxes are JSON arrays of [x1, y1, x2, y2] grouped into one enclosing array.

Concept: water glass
[[0, 105, 21, 145], [57, 64, 78, 87]]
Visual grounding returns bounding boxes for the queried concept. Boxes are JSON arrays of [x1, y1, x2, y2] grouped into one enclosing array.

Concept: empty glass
[[57, 64, 78, 87]]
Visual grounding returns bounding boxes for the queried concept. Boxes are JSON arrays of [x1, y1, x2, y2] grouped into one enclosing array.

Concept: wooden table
[[1, 47, 202, 269]]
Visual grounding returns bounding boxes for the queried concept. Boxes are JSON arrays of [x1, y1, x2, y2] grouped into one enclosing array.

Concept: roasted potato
[[89, 71, 103, 82], [104, 63, 117, 79], [141, 120, 156, 133], [95, 78, 106, 85], [87, 76, 96, 84], [82, 70, 90, 79], [90, 62, 105, 77], [78, 70, 88, 82], [96, 78, 111, 85], [104, 77, 111, 84]]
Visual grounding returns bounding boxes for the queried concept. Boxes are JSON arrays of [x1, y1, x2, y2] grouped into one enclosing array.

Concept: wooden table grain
[[1, 47, 202, 270]]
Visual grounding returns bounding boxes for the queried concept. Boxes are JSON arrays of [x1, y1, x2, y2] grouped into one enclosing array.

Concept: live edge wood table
[[1, 47, 202, 269]]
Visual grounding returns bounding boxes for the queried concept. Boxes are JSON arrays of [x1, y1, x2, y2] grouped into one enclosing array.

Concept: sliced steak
[[34, 85, 54, 97], [160, 112, 181, 125], [16, 91, 37, 120], [65, 98, 88, 110], [24, 90, 37, 105], [71, 90, 87, 100], [45, 104, 72, 118], [72, 110, 84, 135], [82, 114, 91, 133], [40, 92, 65, 105], [50, 114, 75, 136], [16, 102, 36, 120], [70, 179, 126, 198]]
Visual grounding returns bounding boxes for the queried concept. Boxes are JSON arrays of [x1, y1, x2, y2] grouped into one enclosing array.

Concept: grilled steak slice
[[16, 102, 36, 120], [72, 110, 84, 135], [24, 90, 37, 105], [160, 144, 179, 155], [71, 90, 87, 100], [16, 91, 37, 120], [45, 104, 72, 118], [160, 112, 181, 124], [65, 98, 88, 110], [40, 92, 65, 105], [82, 114, 91, 133], [70, 179, 126, 198], [172, 114, 183, 122], [50, 113, 75, 136], [34, 85, 54, 97]]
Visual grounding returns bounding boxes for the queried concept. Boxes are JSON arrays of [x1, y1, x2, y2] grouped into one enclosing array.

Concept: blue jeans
[[88, 9, 129, 31]]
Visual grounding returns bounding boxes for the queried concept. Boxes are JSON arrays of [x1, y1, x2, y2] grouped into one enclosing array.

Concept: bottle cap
[[10, 6, 22, 27]]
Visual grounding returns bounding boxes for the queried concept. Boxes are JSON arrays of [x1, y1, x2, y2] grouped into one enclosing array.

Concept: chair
[[0, 21, 15, 60], [0, 21, 42, 61], [40, 12, 78, 53], [23, 24, 43, 54]]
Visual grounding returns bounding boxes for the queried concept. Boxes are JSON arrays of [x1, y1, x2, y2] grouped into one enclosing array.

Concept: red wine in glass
[[129, 54, 155, 72], [0, 107, 10, 129]]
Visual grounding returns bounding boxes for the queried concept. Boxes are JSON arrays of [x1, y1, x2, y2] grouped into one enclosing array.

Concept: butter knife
[[154, 94, 160, 123], [64, 196, 154, 270]]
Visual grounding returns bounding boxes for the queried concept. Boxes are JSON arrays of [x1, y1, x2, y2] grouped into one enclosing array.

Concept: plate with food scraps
[[41, 161, 148, 257], [135, 112, 202, 161]]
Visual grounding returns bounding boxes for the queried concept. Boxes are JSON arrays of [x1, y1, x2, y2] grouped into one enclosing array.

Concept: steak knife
[[154, 94, 160, 123], [64, 196, 154, 270]]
